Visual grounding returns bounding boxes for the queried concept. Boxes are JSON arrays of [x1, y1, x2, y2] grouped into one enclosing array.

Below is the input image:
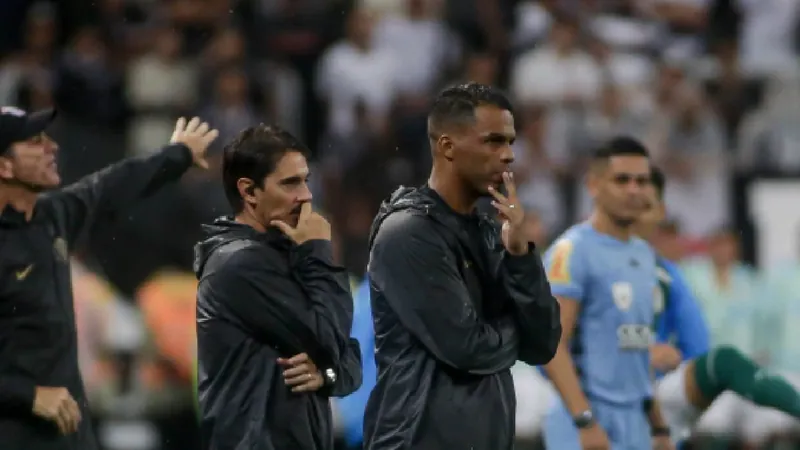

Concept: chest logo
[[53, 237, 68, 262], [611, 281, 633, 311], [15, 264, 34, 281]]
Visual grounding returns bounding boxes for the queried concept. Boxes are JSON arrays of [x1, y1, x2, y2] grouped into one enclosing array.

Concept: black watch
[[573, 410, 595, 429], [651, 426, 670, 437]]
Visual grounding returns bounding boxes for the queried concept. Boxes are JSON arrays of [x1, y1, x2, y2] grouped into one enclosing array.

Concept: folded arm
[[497, 247, 562, 365], [200, 241, 359, 394], [0, 375, 35, 415], [369, 212, 519, 375]]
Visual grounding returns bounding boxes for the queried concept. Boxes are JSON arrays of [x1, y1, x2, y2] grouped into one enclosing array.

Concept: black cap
[[0, 107, 56, 156]]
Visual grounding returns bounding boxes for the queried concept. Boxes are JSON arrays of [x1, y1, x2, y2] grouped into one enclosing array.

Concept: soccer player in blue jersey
[[542, 137, 673, 450], [640, 167, 800, 445]]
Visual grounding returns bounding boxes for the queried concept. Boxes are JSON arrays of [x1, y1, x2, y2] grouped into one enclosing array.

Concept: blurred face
[[465, 55, 498, 85], [0, 133, 60, 190], [443, 105, 515, 196], [551, 22, 578, 52], [155, 29, 182, 60], [347, 9, 374, 47], [709, 232, 739, 266], [635, 183, 665, 241], [240, 151, 312, 228], [216, 71, 248, 105], [589, 155, 650, 227]]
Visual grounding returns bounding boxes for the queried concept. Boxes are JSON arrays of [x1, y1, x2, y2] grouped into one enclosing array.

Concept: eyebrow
[[483, 132, 515, 143], [278, 173, 309, 185]]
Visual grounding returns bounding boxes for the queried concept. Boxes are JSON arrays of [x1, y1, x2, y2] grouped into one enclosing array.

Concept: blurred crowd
[[3, 0, 800, 448]]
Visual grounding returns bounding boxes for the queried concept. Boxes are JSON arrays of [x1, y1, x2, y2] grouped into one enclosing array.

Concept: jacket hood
[[193, 216, 261, 278], [367, 185, 500, 253], [367, 186, 434, 251]]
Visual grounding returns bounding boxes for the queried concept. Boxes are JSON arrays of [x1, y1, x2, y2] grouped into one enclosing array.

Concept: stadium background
[[2, 0, 800, 448]]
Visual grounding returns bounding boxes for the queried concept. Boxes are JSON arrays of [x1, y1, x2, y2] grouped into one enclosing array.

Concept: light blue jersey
[[544, 222, 658, 404], [333, 278, 377, 446]]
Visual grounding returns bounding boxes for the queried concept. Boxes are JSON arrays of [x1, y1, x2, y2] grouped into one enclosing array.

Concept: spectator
[[510, 12, 602, 107], [198, 67, 262, 155], [512, 104, 573, 232], [316, 7, 397, 137], [650, 85, 729, 236], [126, 26, 197, 156], [682, 227, 760, 356], [373, 0, 460, 99]]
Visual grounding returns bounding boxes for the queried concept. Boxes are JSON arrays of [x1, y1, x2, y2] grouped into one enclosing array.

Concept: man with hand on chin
[[365, 83, 561, 450], [194, 125, 361, 450]]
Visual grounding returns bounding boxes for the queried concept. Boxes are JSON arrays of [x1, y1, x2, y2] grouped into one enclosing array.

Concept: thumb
[[270, 220, 293, 236], [195, 157, 209, 170]]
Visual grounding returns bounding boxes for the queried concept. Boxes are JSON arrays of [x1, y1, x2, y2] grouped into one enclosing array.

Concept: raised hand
[[488, 172, 528, 256], [170, 116, 219, 169]]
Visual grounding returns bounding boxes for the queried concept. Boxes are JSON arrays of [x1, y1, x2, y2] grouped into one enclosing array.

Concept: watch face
[[325, 368, 337, 383], [574, 410, 594, 428]]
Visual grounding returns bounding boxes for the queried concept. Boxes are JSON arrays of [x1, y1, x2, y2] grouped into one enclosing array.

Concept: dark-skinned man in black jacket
[[0, 108, 218, 450], [365, 83, 562, 450]]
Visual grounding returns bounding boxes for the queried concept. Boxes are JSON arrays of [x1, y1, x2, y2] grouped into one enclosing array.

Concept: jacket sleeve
[[41, 144, 193, 248], [668, 266, 710, 360], [369, 212, 519, 375], [324, 339, 362, 397], [497, 247, 562, 365], [200, 240, 360, 395], [0, 375, 35, 414]]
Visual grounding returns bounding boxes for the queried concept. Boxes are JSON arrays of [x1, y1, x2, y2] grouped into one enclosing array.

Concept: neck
[[234, 209, 267, 233], [590, 210, 631, 241], [713, 259, 732, 272], [0, 184, 37, 221], [712, 261, 732, 289], [428, 169, 476, 215]]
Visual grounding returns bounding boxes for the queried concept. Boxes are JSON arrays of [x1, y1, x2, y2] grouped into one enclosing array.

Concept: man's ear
[[439, 135, 455, 161], [237, 178, 258, 206]]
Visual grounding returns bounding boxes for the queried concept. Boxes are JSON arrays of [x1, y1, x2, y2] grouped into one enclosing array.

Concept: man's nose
[[500, 144, 515, 165], [296, 184, 313, 203]]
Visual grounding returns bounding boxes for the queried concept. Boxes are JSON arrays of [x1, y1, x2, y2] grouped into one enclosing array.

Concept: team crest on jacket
[[611, 281, 633, 311]]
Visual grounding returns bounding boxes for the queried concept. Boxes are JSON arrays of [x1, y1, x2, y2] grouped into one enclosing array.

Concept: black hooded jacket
[[193, 218, 362, 450], [364, 186, 561, 450], [0, 143, 193, 450]]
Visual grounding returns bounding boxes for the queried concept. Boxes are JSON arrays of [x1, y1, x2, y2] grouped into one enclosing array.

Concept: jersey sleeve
[[543, 238, 587, 302], [665, 262, 711, 359]]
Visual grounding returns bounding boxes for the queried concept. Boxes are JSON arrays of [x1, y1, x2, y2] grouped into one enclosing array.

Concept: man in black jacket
[[0, 109, 218, 449], [365, 83, 562, 450], [193, 125, 362, 450]]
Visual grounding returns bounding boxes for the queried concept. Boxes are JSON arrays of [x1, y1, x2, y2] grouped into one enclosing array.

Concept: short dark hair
[[650, 166, 665, 200], [222, 125, 309, 213], [592, 136, 650, 161], [427, 83, 513, 139]]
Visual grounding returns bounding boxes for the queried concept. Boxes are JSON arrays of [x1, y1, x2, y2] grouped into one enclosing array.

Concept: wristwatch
[[651, 426, 670, 437], [573, 410, 595, 429], [323, 368, 337, 386]]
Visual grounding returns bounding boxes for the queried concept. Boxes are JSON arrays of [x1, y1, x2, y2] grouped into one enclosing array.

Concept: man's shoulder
[[205, 239, 281, 279], [373, 209, 439, 247], [546, 223, 592, 256]]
